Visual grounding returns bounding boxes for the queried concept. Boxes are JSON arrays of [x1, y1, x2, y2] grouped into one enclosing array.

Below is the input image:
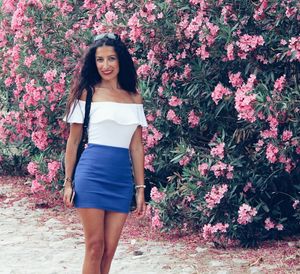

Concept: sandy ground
[[0, 178, 299, 274]]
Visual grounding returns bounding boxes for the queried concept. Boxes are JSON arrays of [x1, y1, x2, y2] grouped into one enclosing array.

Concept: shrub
[[0, 0, 299, 246]]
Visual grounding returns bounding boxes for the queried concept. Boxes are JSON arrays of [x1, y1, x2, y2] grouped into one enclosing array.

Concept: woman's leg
[[78, 208, 105, 274], [100, 211, 128, 274]]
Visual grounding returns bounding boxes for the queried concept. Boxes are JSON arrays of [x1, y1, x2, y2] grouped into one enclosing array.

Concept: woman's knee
[[86, 238, 105, 260], [102, 246, 117, 261]]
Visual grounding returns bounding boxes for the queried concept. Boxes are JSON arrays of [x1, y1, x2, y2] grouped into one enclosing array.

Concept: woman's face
[[95, 46, 119, 81]]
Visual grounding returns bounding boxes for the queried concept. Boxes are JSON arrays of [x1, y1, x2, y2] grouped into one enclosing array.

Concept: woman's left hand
[[134, 190, 147, 218]]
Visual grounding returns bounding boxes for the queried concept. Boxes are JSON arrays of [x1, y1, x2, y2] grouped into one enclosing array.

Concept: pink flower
[[264, 217, 275, 230], [24, 54, 37, 68], [151, 209, 163, 229], [198, 163, 209, 176], [202, 223, 229, 241], [274, 75, 286, 92], [236, 34, 264, 55], [237, 203, 257, 225], [179, 155, 191, 166], [47, 161, 60, 181], [183, 64, 192, 79], [205, 184, 228, 209], [168, 96, 183, 107], [266, 143, 279, 163], [292, 200, 299, 209], [43, 69, 57, 84], [228, 72, 243, 87], [105, 11, 118, 24], [150, 187, 166, 203], [210, 142, 225, 159], [288, 37, 300, 61], [145, 154, 155, 172], [226, 43, 235, 60], [31, 179, 45, 193], [31, 130, 48, 150], [188, 110, 200, 128], [243, 182, 253, 193], [166, 109, 181, 125], [276, 224, 284, 231], [210, 161, 232, 178], [137, 64, 151, 77], [211, 83, 231, 105], [27, 161, 38, 175], [196, 44, 210, 60], [282, 130, 292, 141], [234, 74, 257, 123]]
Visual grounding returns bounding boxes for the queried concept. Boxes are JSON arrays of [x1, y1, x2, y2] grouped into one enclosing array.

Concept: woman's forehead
[[95, 46, 117, 57]]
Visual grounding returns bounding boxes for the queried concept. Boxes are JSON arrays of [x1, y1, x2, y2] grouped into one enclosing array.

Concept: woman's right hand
[[63, 185, 75, 208]]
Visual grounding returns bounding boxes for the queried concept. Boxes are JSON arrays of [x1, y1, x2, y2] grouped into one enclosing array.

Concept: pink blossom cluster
[[202, 222, 229, 241], [31, 179, 45, 193], [47, 161, 60, 182], [228, 72, 243, 88], [205, 184, 228, 209], [278, 155, 295, 173], [188, 110, 200, 128], [264, 217, 283, 231], [43, 69, 57, 84], [168, 96, 183, 107], [27, 161, 38, 175], [221, 5, 237, 24], [150, 186, 166, 203], [179, 148, 195, 166], [144, 154, 155, 172], [166, 109, 181, 125], [226, 43, 235, 61], [144, 125, 163, 150], [243, 181, 253, 193], [210, 161, 234, 179], [236, 34, 264, 59], [105, 11, 118, 24], [253, 0, 268, 21], [282, 130, 293, 142], [198, 163, 209, 176], [210, 142, 225, 159], [234, 74, 257, 122], [292, 200, 299, 209], [31, 130, 48, 151], [237, 203, 257, 225], [151, 208, 163, 229], [211, 83, 231, 105], [137, 64, 151, 78], [288, 37, 300, 61], [260, 116, 278, 139], [274, 75, 286, 92], [265, 143, 279, 163]]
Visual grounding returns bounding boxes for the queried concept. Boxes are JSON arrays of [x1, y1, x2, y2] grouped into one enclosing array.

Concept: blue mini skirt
[[74, 143, 134, 213]]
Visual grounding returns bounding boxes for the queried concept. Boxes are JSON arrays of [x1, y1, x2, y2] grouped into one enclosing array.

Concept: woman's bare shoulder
[[79, 89, 88, 101], [131, 92, 143, 104]]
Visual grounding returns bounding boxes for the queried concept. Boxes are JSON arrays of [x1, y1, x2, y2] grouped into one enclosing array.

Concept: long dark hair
[[65, 35, 137, 119]]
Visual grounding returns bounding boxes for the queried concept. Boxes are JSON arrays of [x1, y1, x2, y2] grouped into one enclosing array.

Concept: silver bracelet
[[135, 185, 146, 189]]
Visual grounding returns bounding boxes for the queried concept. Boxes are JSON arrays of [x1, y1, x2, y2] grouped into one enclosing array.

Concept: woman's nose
[[103, 59, 109, 68]]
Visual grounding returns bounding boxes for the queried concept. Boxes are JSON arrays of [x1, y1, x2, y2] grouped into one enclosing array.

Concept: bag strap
[[82, 86, 93, 143]]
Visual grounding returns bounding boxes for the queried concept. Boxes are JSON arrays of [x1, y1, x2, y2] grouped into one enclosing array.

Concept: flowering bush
[[0, 0, 299, 246]]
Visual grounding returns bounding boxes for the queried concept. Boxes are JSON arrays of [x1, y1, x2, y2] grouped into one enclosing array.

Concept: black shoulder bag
[[61, 86, 93, 181]]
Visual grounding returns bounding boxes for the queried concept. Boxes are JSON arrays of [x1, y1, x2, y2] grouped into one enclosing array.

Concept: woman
[[63, 33, 148, 274]]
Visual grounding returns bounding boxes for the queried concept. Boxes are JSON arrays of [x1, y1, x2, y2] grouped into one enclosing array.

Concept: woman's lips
[[102, 70, 113, 75]]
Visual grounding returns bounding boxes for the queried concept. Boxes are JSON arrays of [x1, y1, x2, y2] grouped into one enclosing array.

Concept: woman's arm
[[129, 93, 147, 216], [63, 90, 87, 207]]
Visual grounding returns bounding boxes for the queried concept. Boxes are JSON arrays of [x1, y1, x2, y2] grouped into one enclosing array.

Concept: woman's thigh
[[103, 211, 128, 254], [77, 208, 105, 246]]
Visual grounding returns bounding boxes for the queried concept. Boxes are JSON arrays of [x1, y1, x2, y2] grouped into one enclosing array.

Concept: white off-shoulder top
[[63, 100, 148, 148]]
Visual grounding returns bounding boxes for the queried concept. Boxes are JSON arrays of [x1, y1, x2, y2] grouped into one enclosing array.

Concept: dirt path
[[0, 177, 299, 274]]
